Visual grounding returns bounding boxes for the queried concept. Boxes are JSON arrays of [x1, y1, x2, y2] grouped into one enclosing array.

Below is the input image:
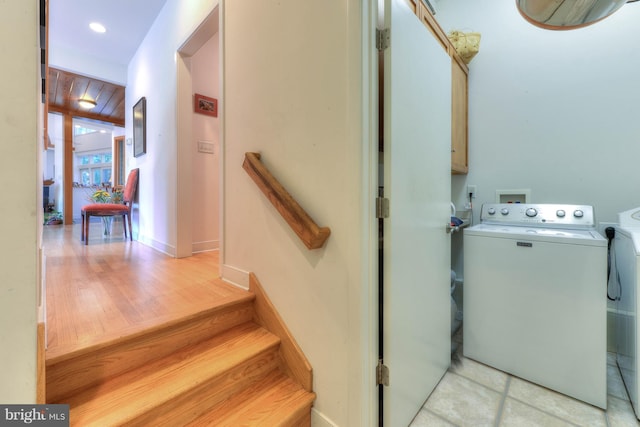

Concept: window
[[76, 150, 113, 186], [92, 169, 101, 185], [74, 125, 98, 136], [102, 168, 111, 184], [80, 169, 90, 186]]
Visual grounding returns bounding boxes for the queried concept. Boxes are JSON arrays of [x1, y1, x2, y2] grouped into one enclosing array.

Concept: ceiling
[[48, 67, 126, 126], [47, 0, 168, 126], [48, 0, 168, 69]]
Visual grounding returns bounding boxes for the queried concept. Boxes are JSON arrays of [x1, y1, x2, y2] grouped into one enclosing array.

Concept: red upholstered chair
[[81, 168, 139, 245]]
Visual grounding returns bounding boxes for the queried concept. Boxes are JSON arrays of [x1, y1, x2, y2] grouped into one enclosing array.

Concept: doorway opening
[[43, 114, 124, 225], [176, 7, 221, 259]]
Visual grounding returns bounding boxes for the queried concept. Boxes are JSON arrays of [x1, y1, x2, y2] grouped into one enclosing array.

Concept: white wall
[[222, 1, 374, 425], [435, 0, 640, 226], [127, 0, 219, 255], [128, 1, 376, 423], [434, 0, 640, 283], [48, 45, 127, 85], [74, 131, 112, 154], [191, 34, 220, 252], [0, 1, 39, 403]]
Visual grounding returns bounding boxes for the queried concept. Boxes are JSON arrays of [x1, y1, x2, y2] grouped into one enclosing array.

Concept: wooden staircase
[[46, 274, 315, 426]]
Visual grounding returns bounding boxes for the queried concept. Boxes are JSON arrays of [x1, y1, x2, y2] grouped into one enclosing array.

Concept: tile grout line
[[448, 369, 506, 395], [505, 394, 586, 427], [604, 403, 612, 427], [606, 394, 636, 426], [444, 354, 635, 426], [494, 376, 510, 427], [424, 408, 461, 427]]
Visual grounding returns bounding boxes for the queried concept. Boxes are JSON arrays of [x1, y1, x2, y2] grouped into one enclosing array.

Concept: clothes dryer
[[613, 207, 640, 420]]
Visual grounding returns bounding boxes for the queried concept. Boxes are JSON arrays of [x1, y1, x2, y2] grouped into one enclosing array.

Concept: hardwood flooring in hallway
[[43, 222, 241, 362]]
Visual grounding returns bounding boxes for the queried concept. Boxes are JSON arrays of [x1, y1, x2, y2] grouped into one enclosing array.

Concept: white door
[[382, 0, 452, 425]]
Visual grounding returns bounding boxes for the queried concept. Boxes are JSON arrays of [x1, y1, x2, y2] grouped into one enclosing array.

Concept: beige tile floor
[[410, 351, 639, 426]]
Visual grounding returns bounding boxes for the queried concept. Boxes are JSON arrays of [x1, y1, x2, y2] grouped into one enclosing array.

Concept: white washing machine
[[613, 207, 640, 419], [464, 203, 607, 409]]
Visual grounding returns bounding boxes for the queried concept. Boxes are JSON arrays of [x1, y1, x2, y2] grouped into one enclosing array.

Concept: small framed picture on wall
[[194, 93, 218, 117]]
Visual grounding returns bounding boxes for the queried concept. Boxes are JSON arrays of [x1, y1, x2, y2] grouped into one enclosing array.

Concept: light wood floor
[[43, 222, 246, 361]]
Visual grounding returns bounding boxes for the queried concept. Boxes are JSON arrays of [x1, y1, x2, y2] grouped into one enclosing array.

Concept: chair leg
[[122, 214, 128, 239], [81, 212, 85, 241], [127, 213, 133, 241], [85, 214, 90, 245]]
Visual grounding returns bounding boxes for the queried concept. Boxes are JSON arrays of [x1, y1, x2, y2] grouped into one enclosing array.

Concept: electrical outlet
[[467, 185, 477, 197]]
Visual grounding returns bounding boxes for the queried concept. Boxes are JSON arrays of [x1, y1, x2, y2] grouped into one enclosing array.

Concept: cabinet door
[[416, 1, 449, 53], [451, 55, 468, 174]]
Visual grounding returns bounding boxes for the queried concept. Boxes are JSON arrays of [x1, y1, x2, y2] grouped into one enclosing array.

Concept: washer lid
[[465, 224, 607, 246], [617, 207, 640, 229]]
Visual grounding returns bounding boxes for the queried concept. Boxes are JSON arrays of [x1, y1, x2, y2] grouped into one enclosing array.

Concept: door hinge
[[376, 28, 390, 51], [376, 197, 390, 219], [377, 360, 390, 386]]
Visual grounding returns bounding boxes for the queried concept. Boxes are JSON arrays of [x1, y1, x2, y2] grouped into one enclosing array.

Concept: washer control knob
[[556, 210, 566, 218], [525, 208, 538, 218], [501, 208, 509, 216], [487, 207, 496, 215], [573, 209, 584, 218]]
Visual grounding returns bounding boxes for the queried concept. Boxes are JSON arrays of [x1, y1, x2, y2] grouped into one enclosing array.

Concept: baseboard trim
[[136, 234, 176, 257], [221, 264, 250, 290], [37, 322, 45, 404], [312, 408, 339, 427], [131, 234, 220, 258], [192, 239, 219, 253], [249, 273, 313, 392]]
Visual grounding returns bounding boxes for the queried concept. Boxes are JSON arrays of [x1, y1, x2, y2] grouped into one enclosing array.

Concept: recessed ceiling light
[[89, 22, 106, 33]]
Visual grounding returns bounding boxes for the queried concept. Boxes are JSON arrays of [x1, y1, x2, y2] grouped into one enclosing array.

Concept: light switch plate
[[198, 141, 214, 154]]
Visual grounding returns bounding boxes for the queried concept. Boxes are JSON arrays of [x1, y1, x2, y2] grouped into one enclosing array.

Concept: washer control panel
[[480, 203, 596, 229]]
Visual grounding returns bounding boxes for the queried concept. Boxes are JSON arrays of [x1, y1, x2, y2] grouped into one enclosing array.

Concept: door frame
[[364, 0, 382, 425], [113, 135, 126, 186], [175, 7, 220, 259]]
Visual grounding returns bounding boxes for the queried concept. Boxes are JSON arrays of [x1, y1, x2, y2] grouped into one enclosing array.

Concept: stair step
[[66, 322, 281, 427], [188, 370, 316, 427], [47, 296, 255, 403]]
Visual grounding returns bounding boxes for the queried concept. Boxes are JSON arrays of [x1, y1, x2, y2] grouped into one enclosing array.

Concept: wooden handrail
[[243, 152, 331, 250]]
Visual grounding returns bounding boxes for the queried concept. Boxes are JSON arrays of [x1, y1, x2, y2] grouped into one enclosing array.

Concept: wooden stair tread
[[46, 290, 256, 363], [188, 370, 316, 427], [47, 297, 256, 403], [67, 322, 281, 426]]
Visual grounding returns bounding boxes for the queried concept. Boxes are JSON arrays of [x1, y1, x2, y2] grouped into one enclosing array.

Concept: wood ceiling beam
[[48, 104, 125, 127]]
